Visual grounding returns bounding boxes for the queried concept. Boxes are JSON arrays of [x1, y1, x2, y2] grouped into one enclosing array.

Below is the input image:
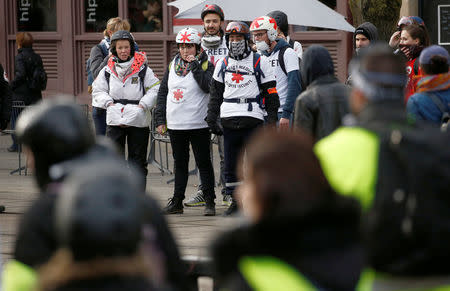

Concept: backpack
[[425, 91, 450, 132], [218, 53, 266, 109], [86, 43, 109, 87], [278, 45, 304, 90], [104, 65, 148, 95], [28, 61, 47, 91], [364, 122, 450, 274]]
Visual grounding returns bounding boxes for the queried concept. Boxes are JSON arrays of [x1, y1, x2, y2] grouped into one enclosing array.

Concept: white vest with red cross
[[166, 59, 209, 130]]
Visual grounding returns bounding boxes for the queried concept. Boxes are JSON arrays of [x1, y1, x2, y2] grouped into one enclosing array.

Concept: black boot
[[163, 197, 183, 214], [0, 205, 5, 213], [204, 199, 216, 216], [223, 199, 238, 216]]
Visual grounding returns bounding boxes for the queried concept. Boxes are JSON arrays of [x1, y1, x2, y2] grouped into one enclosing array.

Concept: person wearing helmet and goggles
[[92, 30, 160, 186], [207, 21, 280, 216], [155, 27, 217, 216], [250, 15, 302, 129]]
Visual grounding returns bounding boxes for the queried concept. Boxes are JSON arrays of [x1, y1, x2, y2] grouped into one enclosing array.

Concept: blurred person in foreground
[[37, 162, 180, 291], [316, 44, 450, 289], [2, 98, 187, 291], [211, 128, 363, 290]]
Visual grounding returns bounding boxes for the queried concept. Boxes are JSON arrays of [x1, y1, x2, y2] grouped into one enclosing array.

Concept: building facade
[[0, 0, 353, 102]]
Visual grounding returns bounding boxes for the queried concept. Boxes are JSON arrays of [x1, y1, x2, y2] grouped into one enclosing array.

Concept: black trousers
[[168, 128, 215, 201], [223, 126, 259, 197], [106, 125, 149, 187]]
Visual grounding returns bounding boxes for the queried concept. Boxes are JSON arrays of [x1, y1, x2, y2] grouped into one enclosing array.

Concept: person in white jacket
[[154, 27, 216, 216], [92, 30, 160, 186]]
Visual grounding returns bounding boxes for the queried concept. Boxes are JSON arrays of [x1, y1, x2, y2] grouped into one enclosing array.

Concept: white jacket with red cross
[[92, 51, 160, 128]]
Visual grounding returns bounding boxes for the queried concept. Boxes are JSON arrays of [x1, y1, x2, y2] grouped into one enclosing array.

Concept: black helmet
[[110, 30, 135, 57], [15, 97, 95, 190], [200, 4, 224, 21], [55, 161, 145, 261], [267, 10, 288, 36]]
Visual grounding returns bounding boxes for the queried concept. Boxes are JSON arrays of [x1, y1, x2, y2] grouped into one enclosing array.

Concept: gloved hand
[[208, 121, 223, 136], [0, 119, 8, 131]]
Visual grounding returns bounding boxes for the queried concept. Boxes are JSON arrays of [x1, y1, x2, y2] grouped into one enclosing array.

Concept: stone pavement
[[0, 131, 241, 268]]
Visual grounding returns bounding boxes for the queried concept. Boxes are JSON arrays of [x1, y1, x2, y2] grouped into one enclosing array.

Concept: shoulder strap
[[239, 256, 317, 291], [413, 58, 419, 75], [220, 56, 229, 83], [427, 91, 447, 114], [104, 70, 111, 93], [278, 46, 289, 76], [253, 52, 264, 88], [98, 43, 109, 57], [138, 65, 148, 95]]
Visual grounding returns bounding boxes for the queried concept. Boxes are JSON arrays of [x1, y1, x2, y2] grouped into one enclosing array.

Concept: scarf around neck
[[114, 58, 133, 80], [416, 72, 450, 93]]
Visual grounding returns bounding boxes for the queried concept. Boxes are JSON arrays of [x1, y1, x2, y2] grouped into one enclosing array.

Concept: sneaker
[[222, 194, 232, 207], [163, 197, 183, 214], [184, 190, 206, 207], [204, 201, 216, 216], [7, 146, 18, 152], [223, 200, 238, 216]]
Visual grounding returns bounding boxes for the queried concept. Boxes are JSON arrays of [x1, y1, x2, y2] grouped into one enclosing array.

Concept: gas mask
[[229, 40, 247, 59]]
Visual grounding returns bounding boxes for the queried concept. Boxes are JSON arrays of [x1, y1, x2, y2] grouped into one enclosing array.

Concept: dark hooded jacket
[[11, 47, 44, 105], [0, 63, 12, 129], [353, 22, 378, 51], [211, 195, 364, 291], [294, 45, 350, 141]]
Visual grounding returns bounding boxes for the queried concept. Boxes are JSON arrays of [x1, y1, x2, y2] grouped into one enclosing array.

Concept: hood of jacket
[[301, 45, 334, 87], [353, 22, 378, 50]]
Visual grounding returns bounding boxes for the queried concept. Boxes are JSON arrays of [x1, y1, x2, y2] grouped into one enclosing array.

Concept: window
[[128, 0, 163, 32], [85, 0, 119, 32], [17, 0, 57, 31]]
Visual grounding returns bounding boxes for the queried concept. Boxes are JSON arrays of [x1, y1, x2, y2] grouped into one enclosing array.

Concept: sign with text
[[85, 0, 118, 32], [438, 5, 450, 45], [17, 0, 56, 31]]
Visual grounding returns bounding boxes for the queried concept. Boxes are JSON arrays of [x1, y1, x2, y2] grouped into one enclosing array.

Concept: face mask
[[230, 40, 246, 58], [202, 35, 221, 49], [399, 44, 423, 60], [255, 40, 269, 52]]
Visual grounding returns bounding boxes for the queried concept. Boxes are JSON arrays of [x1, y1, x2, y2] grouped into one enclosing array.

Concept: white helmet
[[176, 27, 202, 44], [250, 16, 278, 42]]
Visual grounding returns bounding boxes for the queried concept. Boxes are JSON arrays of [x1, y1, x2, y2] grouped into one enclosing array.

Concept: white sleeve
[[212, 58, 225, 83], [139, 66, 160, 110], [284, 48, 300, 73], [294, 41, 303, 59], [260, 55, 275, 84], [92, 67, 113, 109]]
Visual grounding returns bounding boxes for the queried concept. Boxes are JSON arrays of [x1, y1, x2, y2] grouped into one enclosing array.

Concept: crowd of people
[[0, 4, 450, 291]]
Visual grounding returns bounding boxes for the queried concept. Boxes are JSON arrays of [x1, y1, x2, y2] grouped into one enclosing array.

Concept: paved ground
[[0, 131, 241, 269]]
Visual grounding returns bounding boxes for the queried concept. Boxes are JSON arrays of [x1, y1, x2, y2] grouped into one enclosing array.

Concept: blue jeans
[[92, 107, 106, 135]]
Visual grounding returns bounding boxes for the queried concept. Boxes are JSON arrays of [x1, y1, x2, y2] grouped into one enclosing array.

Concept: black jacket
[[294, 45, 349, 140], [11, 47, 44, 105], [211, 197, 364, 291], [0, 63, 12, 129], [154, 51, 214, 127]]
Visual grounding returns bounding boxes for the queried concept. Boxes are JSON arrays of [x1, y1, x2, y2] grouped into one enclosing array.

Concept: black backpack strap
[[278, 46, 288, 76], [138, 65, 148, 95], [413, 58, 419, 75], [288, 38, 295, 48], [104, 70, 111, 93]]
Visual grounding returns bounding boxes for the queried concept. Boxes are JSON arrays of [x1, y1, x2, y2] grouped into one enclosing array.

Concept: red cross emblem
[[269, 17, 277, 29], [250, 17, 265, 29], [173, 89, 184, 101], [180, 31, 191, 42], [231, 73, 244, 83], [205, 4, 215, 10]]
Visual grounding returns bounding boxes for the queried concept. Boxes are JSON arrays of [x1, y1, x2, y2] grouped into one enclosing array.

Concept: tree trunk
[[349, 0, 402, 42]]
